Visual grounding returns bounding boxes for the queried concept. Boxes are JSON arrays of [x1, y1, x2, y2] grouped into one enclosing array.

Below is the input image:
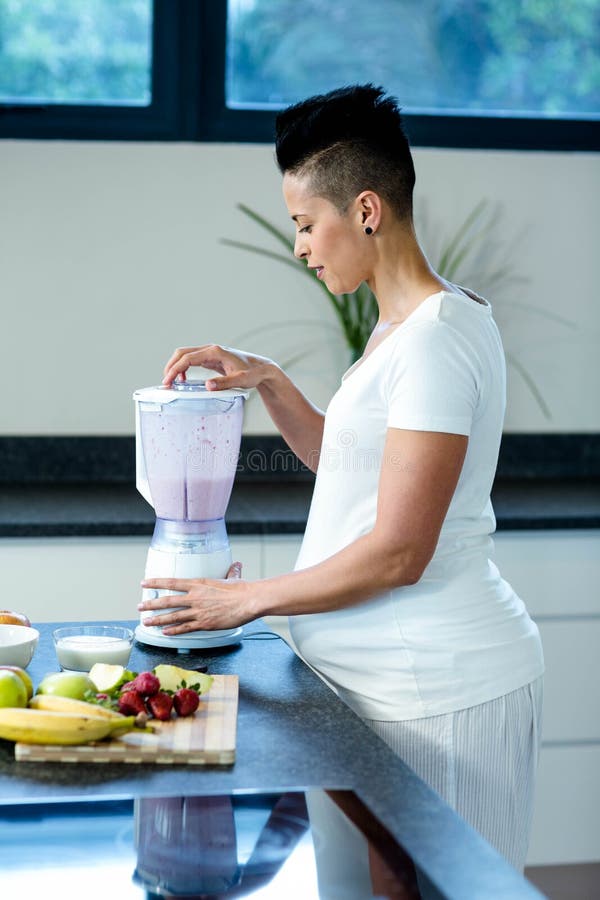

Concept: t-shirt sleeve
[[386, 322, 480, 435]]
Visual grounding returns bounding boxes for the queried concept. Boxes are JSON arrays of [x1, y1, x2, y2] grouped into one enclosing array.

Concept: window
[[0, 0, 152, 106], [1, 0, 598, 148], [0, 0, 185, 140], [227, 0, 599, 120], [223, 0, 600, 149]]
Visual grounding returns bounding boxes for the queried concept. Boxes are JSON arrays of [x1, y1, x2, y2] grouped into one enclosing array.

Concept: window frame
[[0, 0, 597, 150]]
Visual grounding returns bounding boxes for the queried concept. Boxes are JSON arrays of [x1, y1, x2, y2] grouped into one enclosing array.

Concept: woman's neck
[[366, 224, 449, 324]]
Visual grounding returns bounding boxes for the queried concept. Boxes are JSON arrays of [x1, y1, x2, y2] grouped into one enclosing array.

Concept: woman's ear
[[356, 190, 382, 234]]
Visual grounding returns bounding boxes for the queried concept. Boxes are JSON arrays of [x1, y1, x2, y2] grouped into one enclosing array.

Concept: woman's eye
[[299, 225, 312, 234]]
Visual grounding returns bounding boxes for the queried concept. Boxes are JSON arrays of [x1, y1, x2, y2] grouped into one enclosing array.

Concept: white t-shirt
[[290, 289, 544, 721]]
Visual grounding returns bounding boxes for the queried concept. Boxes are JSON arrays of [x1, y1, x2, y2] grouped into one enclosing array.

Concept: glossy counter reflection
[[134, 793, 314, 897], [0, 790, 422, 899]]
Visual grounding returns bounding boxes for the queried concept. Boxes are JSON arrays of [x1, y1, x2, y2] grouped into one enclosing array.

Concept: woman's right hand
[[164, 344, 323, 473], [162, 344, 278, 392]]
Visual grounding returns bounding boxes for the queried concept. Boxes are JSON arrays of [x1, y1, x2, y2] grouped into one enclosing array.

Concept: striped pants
[[306, 677, 544, 898]]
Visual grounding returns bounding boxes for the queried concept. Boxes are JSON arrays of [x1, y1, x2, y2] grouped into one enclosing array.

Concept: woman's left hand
[[138, 562, 259, 635]]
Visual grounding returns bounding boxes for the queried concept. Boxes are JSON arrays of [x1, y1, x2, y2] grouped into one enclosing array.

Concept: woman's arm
[[162, 344, 324, 472], [139, 429, 468, 633]]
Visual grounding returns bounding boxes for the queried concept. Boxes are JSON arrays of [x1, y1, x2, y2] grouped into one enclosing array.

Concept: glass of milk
[[53, 626, 134, 672]]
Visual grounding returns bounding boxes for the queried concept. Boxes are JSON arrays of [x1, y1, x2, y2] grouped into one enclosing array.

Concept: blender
[[133, 380, 248, 651]]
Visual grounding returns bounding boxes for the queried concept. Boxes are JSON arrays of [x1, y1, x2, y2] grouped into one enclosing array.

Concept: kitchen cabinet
[[0, 533, 293, 625], [0, 536, 263, 623], [492, 529, 600, 867], [0, 534, 304, 625]]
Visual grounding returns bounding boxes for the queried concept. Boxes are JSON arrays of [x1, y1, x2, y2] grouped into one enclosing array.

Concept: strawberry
[[173, 688, 200, 717], [118, 690, 147, 716], [128, 671, 160, 697], [147, 691, 174, 721]]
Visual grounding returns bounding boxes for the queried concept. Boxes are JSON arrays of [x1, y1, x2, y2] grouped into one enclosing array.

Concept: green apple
[[88, 663, 131, 693], [153, 664, 213, 694], [0, 665, 34, 700], [0, 670, 28, 708], [36, 671, 96, 701]]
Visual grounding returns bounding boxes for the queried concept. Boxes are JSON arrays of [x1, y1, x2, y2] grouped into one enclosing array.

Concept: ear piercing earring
[[364, 226, 373, 235]]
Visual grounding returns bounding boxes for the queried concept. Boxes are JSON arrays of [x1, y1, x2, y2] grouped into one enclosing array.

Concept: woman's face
[[282, 173, 371, 295]]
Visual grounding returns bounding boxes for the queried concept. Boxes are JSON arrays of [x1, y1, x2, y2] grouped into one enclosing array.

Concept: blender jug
[[134, 380, 248, 650]]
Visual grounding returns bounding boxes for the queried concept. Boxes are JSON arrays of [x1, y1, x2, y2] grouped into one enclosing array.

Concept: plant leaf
[[495, 301, 577, 329], [237, 203, 296, 253], [505, 351, 552, 419], [437, 200, 487, 276], [221, 237, 340, 310], [476, 268, 526, 292], [232, 319, 339, 343], [278, 349, 314, 370], [220, 239, 303, 273]]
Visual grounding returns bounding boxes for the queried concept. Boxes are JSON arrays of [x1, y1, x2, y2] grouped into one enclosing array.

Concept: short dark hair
[[275, 84, 415, 222]]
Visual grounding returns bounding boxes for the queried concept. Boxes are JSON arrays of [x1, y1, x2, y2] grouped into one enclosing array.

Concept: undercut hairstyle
[[275, 84, 416, 223]]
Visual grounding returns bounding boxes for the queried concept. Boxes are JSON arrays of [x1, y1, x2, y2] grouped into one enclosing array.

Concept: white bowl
[[0, 625, 40, 667]]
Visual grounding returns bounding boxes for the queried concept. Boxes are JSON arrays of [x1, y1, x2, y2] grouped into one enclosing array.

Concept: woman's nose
[[294, 234, 308, 260]]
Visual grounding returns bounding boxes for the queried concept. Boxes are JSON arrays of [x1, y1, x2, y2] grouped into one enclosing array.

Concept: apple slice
[[153, 664, 213, 694], [89, 663, 136, 694]]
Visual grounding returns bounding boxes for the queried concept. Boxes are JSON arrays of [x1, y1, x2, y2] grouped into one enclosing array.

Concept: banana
[[29, 694, 124, 720], [0, 708, 136, 745]]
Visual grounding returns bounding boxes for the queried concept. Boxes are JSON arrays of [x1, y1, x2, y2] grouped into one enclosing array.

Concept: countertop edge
[[1, 478, 599, 536]]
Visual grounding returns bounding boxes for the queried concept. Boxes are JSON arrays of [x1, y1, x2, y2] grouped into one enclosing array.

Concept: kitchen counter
[[0, 621, 543, 899], [1, 433, 598, 536], [1, 477, 599, 537]]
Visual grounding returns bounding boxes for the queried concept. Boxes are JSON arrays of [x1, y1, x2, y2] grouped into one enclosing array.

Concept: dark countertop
[[0, 478, 599, 537], [0, 621, 543, 899]]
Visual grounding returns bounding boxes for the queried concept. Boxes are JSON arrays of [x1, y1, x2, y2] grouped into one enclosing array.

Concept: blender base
[[134, 625, 244, 652]]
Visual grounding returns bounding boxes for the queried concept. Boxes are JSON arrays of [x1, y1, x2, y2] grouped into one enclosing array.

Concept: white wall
[[0, 140, 598, 435]]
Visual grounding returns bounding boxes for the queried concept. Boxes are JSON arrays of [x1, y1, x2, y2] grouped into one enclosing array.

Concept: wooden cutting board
[[14, 674, 238, 765]]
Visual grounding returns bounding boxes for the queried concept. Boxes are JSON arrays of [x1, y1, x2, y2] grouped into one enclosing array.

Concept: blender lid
[[133, 380, 249, 404]]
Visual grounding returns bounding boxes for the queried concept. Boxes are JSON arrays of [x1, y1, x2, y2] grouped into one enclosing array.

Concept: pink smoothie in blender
[[134, 380, 248, 650], [140, 399, 242, 522]]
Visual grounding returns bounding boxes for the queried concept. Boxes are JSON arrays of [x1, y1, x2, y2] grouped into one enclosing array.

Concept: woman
[[140, 85, 544, 878]]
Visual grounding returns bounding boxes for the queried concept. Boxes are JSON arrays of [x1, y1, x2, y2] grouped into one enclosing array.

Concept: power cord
[[242, 631, 283, 641]]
